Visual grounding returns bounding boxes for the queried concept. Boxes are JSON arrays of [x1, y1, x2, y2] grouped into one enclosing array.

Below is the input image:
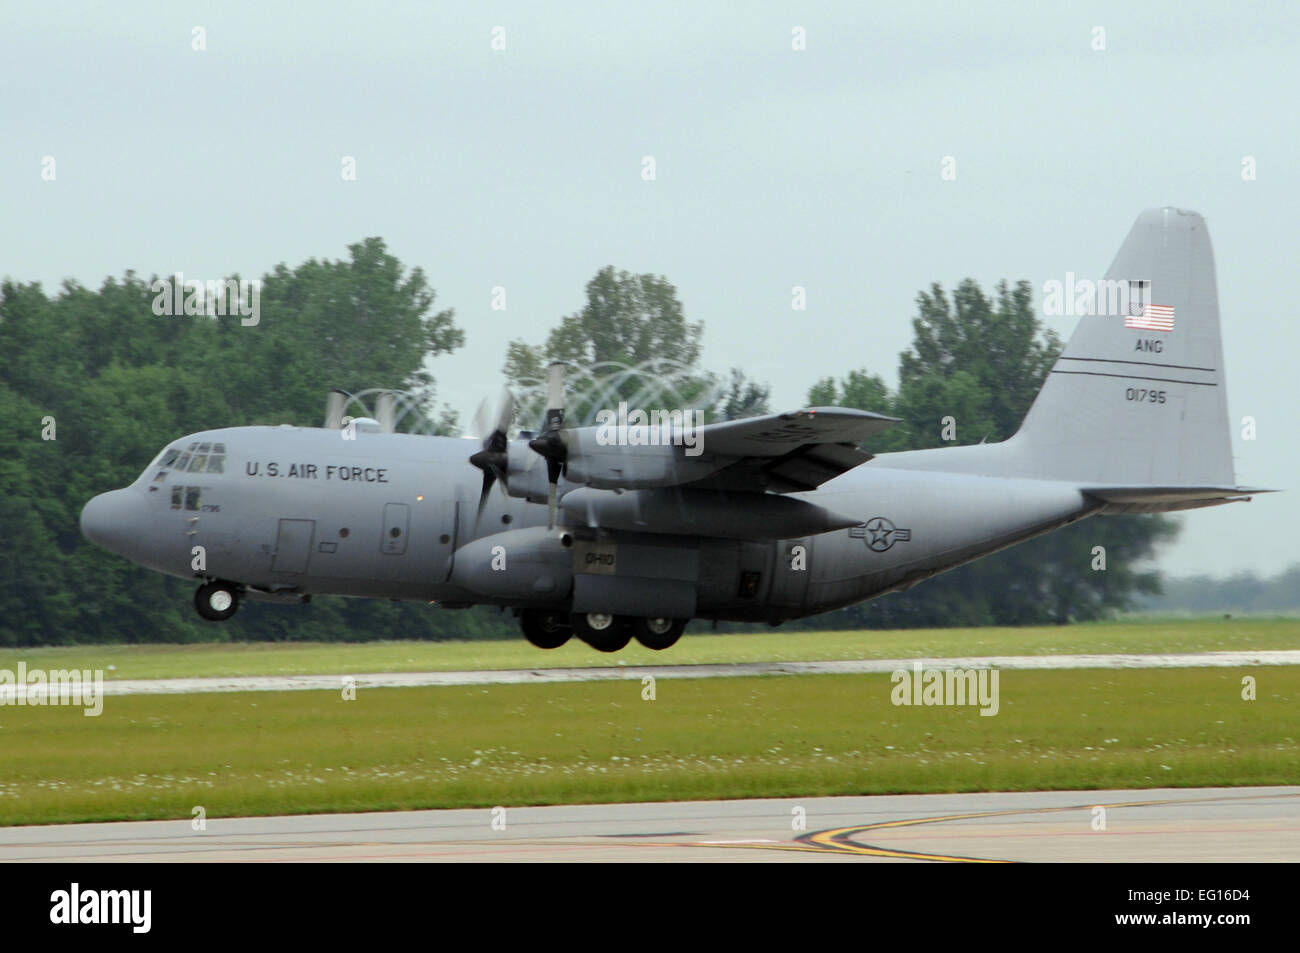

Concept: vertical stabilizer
[[1010, 207, 1234, 487]]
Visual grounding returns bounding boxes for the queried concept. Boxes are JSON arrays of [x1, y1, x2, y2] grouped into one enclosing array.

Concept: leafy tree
[[506, 266, 702, 376], [503, 267, 770, 431], [715, 368, 771, 420], [209, 238, 463, 426]]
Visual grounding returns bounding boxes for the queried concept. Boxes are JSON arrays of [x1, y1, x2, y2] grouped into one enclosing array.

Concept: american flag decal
[[1125, 304, 1175, 332]]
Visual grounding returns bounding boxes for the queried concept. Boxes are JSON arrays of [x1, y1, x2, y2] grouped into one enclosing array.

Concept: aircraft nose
[[80, 489, 145, 554]]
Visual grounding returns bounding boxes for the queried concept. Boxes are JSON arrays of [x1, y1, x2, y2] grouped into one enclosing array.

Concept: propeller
[[467, 388, 514, 525], [527, 361, 569, 529]]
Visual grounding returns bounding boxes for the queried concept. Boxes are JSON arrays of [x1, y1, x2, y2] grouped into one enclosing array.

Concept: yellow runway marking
[[700, 791, 1299, 863]]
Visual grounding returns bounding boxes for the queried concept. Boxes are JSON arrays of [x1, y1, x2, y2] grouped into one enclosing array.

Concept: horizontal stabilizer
[[1082, 484, 1275, 514]]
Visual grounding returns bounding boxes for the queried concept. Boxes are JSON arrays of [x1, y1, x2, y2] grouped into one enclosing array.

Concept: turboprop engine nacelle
[[561, 429, 719, 489], [449, 526, 573, 601], [505, 442, 552, 503], [504, 431, 723, 502]]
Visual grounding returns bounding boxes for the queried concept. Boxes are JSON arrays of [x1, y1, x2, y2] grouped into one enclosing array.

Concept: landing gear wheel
[[631, 617, 686, 651], [571, 612, 631, 653], [520, 609, 572, 649], [195, 581, 239, 622]]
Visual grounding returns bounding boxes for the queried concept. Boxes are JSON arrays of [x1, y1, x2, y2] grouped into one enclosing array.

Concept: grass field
[[0, 667, 1295, 826], [1, 618, 1296, 681]]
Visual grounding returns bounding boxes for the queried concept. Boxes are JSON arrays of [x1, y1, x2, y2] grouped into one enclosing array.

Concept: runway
[[3, 650, 1297, 699], [3, 786, 1296, 862]]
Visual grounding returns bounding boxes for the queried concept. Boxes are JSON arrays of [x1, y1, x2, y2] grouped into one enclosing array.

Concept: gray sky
[[3, 1, 1295, 579]]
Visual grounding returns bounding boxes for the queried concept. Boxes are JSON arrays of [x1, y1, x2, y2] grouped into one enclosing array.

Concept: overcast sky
[[3, 1, 1295, 579]]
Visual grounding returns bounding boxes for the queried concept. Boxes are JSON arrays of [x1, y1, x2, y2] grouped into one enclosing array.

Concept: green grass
[[0, 667, 1295, 826], [2, 618, 1297, 681]]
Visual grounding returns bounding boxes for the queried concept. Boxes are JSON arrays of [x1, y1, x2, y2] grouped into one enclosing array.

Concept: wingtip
[[802, 405, 902, 423]]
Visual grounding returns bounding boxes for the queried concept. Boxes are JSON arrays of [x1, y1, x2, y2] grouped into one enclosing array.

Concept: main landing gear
[[194, 580, 240, 621], [518, 610, 689, 652], [570, 612, 632, 653], [519, 609, 572, 649], [628, 616, 686, 651]]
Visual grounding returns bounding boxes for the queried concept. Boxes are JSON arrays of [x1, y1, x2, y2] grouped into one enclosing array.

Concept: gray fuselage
[[83, 424, 1093, 624]]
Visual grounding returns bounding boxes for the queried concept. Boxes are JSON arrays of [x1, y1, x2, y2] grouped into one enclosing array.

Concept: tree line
[[1134, 565, 1300, 615]]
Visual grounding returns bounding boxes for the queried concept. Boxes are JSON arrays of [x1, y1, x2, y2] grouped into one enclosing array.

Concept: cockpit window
[[171, 486, 183, 509], [184, 487, 201, 511], [172, 442, 227, 474], [152, 442, 226, 480]]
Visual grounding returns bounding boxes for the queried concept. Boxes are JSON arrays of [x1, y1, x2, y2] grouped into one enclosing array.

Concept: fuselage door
[[382, 503, 410, 555], [272, 519, 315, 573]]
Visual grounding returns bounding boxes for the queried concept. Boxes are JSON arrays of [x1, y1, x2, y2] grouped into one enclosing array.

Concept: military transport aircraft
[[81, 208, 1269, 652]]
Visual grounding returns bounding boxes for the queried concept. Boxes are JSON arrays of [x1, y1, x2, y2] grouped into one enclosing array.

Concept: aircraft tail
[[1008, 207, 1243, 499]]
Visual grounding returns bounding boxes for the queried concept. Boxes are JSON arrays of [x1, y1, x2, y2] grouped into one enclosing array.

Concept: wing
[[520, 406, 899, 498], [686, 407, 898, 493]]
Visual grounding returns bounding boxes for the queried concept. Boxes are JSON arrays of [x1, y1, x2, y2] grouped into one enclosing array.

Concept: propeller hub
[[469, 449, 508, 473], [528, 431, 567, 462]]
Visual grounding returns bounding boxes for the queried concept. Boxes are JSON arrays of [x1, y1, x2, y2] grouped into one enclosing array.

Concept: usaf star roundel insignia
[[862, 516, 911, 552]]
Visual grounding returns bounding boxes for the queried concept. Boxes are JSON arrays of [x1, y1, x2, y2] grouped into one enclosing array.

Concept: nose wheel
[[195, 581, 239, 621]]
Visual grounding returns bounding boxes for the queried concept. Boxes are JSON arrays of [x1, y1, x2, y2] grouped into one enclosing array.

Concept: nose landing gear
[[194, 580, 240, 621]]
